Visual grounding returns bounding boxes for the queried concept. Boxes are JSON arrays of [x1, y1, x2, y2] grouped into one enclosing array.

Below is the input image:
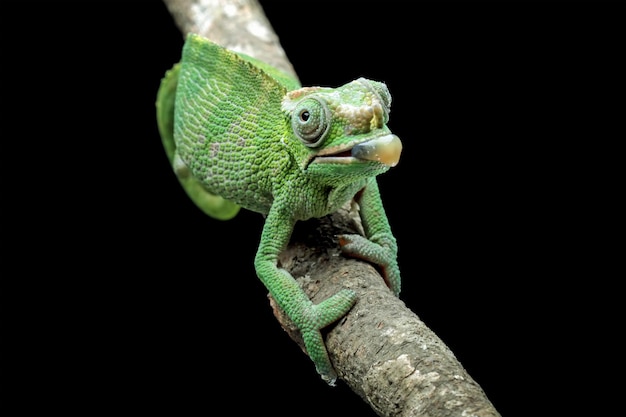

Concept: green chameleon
[[156, 33, 402, 385]]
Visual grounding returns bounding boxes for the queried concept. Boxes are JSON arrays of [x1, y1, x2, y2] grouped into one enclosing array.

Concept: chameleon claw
[[321, 370, 338, 387]]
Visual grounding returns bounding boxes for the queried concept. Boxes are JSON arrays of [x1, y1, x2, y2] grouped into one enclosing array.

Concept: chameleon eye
[[292, 98, 331, 147]]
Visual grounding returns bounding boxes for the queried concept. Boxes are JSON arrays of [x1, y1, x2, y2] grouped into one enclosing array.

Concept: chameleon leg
[[254, 208, 357, 385], [339, 178, 401, 296]]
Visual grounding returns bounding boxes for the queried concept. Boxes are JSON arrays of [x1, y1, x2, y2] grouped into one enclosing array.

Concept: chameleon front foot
[[297, 289, 357, 385], [339, 234, 401, 296]]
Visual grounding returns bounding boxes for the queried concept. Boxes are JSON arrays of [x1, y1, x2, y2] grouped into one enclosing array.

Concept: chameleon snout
[[351, 134, 402, 167]]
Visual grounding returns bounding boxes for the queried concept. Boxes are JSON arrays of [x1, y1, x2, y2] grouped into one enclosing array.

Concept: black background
[[1, 1, 622, 417]]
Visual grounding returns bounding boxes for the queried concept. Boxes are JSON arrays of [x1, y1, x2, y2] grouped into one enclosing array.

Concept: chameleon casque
[[156, 33, 402, 385]]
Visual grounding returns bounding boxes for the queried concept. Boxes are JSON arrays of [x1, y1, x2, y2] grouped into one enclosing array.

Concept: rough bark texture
[[161, 1, 501, 416], [162, 0, 297, 78]]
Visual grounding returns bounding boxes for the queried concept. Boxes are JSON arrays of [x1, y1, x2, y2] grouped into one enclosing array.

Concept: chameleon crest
[[156, 33, 402, 385]]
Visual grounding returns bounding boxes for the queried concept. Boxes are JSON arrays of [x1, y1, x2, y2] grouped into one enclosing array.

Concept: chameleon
[[156, 33, 402, 385]]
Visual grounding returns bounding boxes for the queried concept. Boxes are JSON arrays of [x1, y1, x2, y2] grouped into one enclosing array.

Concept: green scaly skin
[[156, 34, 403, 385]]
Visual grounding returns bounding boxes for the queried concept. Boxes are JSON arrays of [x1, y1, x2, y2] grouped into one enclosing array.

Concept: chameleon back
[[174, 35, 294, 214]]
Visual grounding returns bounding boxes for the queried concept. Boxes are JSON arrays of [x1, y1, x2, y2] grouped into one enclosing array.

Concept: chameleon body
[[156, 34, 402, 385]]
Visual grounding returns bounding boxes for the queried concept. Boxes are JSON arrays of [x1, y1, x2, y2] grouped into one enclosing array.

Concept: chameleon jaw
[[311, 134, 402, 167]]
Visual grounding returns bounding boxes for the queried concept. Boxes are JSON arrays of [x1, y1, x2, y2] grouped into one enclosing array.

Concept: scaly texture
[[156, 33, 403, 385]]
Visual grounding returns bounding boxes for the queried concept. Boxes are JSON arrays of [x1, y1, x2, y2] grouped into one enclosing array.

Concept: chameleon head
[[282, 78, 402, 178]]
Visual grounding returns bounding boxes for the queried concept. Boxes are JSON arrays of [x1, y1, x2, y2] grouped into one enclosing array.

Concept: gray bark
[[160, 1, 501, 416], [161, 0, 297, 78]]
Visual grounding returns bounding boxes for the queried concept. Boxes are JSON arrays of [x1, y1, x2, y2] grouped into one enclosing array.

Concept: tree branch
[[161, 0, 297, 78], [160, 1, 501, 416]]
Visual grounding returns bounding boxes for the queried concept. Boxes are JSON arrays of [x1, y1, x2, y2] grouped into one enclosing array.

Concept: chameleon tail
[[156, 63, 240, 220]]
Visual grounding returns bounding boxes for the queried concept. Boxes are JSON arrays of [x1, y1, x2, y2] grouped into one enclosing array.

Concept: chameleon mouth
[[312, 134, 402, 167]]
